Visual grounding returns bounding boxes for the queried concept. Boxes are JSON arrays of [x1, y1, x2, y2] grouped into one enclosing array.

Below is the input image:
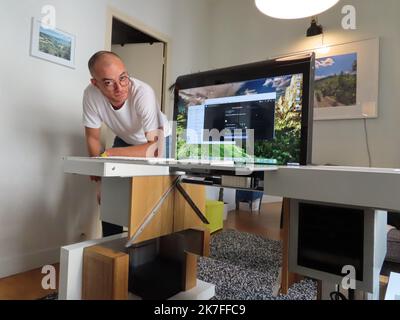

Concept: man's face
[[91, 55, 131, 107]]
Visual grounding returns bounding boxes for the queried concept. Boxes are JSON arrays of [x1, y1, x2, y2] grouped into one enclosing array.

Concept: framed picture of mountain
[[313, 38, 379, 120], [30, 18, 76, 69]]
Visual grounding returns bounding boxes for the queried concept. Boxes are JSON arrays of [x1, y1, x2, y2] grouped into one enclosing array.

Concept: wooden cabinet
[[101, 176, 206, 244]]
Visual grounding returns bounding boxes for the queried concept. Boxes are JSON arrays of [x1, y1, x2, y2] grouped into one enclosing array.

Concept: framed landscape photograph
[[315, 52, 357, 109], [30, 18, 76, 69], [313, 38, 379, 120]]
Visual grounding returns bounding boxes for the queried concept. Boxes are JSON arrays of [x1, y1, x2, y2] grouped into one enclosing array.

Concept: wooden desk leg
[[183, 252, 198, 291], [280, 198, 302, 295], [202, 229, 210, 257], [82, 246, 129, 300], [128, 178, 206, 244]]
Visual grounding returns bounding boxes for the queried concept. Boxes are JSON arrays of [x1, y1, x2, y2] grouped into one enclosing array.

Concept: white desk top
[[63, 156, 400, 177], [63, 157, 400, 211], [279, 165, 400, 175], [63, 157, 171, 177], [264, 165, 400, 211], [63, 156, 278, 177]]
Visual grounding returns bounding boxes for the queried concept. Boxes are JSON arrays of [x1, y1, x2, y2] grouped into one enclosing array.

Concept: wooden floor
[[0, 202, 391, 300], [0, 202, 281, 300], [0, 264, 59, 300], [224, 202, 283, 241]]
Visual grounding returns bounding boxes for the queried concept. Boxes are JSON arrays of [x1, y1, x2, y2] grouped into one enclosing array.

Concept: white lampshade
[[255, 0, 340, 19]]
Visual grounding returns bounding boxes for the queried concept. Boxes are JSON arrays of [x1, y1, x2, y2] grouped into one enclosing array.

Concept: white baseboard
[[226, 203, 235, 212], [0, 247, 60, 279], [238, 201, 261, 212], [262, 195, 283, 204]]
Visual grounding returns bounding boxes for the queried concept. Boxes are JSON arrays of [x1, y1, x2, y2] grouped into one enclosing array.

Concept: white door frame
[[105, 6, 171, 113]]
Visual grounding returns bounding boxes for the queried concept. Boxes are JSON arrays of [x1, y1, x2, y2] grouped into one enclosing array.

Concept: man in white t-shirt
[[82, 51, 168, 236], [83, 51, 168, 160]]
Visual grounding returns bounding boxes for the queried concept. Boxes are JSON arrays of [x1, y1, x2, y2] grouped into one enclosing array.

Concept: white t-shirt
[[82, 77, 169, 145]]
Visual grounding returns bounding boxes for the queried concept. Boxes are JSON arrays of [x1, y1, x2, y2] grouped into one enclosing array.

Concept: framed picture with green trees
[[313, 38, 379, 120], [30, 18, 76, 69]]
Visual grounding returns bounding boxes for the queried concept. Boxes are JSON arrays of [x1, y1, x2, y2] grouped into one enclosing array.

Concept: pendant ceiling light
[[255, 0, 340, 19]]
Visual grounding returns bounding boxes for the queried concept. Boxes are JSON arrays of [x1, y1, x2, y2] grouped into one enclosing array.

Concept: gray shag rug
[[40, 229, 317, 300], [197, 229, 317, 300]]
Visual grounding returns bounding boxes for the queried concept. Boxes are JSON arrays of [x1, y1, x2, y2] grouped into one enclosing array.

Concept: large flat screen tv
[[172, 54, 315, 166]]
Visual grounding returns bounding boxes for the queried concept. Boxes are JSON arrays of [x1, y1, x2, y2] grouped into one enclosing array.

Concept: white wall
[[208, 0, 400, 168], [0, 0, 212, 278], [205, 187, 236, 211]]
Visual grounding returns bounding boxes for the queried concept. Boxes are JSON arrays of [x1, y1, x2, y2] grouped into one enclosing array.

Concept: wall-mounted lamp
[[306, 18, 323, 37], [255, 0, 339, 19]]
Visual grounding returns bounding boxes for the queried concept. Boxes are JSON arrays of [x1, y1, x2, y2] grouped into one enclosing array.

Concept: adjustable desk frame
[[61, 157, 400, 300]]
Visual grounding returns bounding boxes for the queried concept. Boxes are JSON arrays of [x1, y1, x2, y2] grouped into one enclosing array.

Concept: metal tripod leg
[[175, 182, 209, 224]]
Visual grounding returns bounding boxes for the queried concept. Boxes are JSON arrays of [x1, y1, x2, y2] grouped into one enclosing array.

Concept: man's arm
[[85, 127, 102, 157], [85, 127, 103, 183], [105, 128, 164, 158]]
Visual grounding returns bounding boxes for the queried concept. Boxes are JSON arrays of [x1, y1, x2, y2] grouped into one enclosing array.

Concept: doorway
[[111, 18, 165, 109], [102, 8, 170, 148]]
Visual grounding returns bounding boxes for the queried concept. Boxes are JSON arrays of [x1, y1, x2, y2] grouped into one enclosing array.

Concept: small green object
[[205, 200, 224, 234]]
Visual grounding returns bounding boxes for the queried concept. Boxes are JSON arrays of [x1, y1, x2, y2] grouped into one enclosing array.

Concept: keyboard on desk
[[176, 159, 234, 166], [94, 156, 176, 163], [94, 157, 236, 166]]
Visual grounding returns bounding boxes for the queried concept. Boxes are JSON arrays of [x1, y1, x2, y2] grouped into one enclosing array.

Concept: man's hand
[[90, 176, 102, 182], [103, 141, 159, 158]]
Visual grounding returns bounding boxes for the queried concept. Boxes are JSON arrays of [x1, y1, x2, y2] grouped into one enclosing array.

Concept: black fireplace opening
[[297, 203, 365, 281]]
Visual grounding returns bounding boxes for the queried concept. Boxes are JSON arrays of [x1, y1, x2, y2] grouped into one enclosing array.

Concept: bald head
[[88, 51, 124, 77], [88, 51, 131, 107]]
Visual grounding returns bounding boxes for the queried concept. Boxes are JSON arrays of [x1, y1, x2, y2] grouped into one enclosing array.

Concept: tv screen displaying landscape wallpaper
[[175, 73, 304, 165]]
